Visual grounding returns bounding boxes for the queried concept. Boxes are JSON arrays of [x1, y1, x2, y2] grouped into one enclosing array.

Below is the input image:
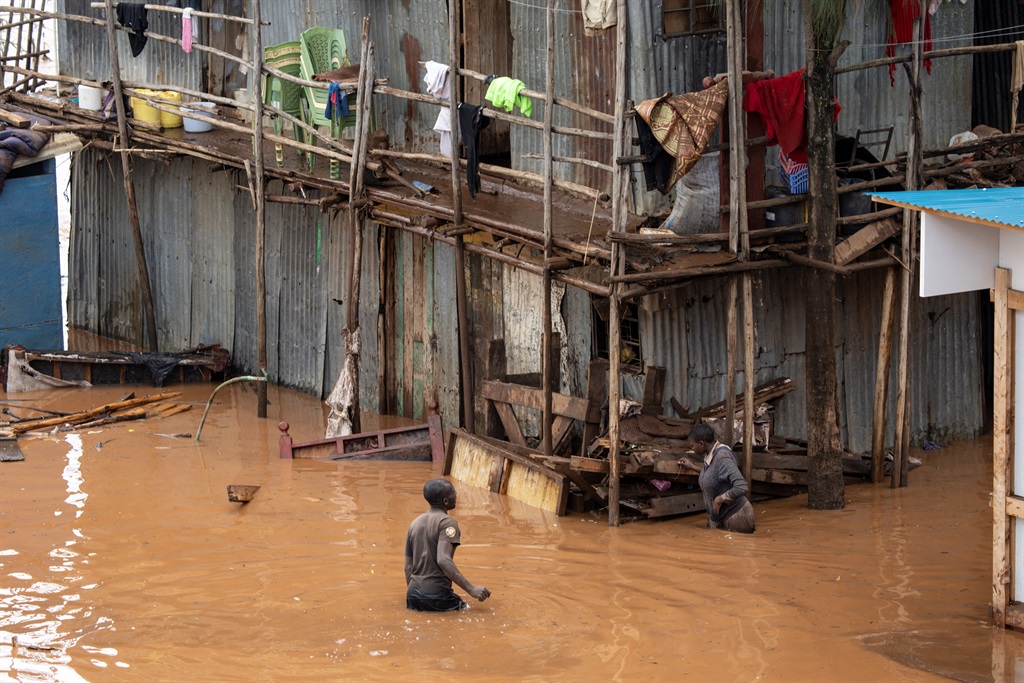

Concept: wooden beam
[[640, 366, 666, 415], [989, 287, 1024, 312], [993, 267, 1012, 628], [834, 218, 902, 266], [480, 380, 596, 422], [871, 266, 898, 483], [742, 272, 755, 485]]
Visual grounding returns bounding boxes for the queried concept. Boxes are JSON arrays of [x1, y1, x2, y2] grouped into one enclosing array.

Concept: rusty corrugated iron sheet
[[638, 268, 985, 454]]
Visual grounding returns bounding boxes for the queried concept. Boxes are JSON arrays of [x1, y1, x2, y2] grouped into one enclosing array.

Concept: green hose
[[194, 369, 269, 442]]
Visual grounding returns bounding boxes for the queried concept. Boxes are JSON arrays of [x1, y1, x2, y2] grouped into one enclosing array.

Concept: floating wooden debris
[[444, 429, 569, 515], [278, 410, 444, 463], [3, 344, 230, 392], [4, 392, 189, 435], [0, 437, 24, 462], [227, 484, 260, 503]]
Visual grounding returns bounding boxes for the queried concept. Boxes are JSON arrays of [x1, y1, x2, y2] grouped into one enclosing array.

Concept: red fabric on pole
[[887, 0, 932, 87]]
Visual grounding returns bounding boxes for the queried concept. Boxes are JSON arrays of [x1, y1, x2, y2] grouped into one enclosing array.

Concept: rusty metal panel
[[188, 159, 237, 350], [639, 267, 985, 454], [432, 241, 461, 431]]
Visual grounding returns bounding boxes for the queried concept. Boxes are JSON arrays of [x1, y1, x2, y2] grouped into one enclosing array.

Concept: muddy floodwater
[[2, 382, 1023, 682]]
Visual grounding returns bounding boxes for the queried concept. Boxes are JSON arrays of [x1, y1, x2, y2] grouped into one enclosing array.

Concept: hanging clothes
[[423, 60, 453, 155], [485, 77, 533, 117], [633, 115, 674, 194], [743, 69, 841, 164], [581, 0, 616, 32], [1013, 41, 1024, 130], [887, 0, 932, 87], [325, 82, 350, 121], [181, 8, 195, 53], [457, 103, 490, 199], [116, 3, 149, 58], [632, 79, 729, 194]]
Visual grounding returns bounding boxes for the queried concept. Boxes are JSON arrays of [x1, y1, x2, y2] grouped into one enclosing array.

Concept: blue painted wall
[[0, 158, 62, 350]]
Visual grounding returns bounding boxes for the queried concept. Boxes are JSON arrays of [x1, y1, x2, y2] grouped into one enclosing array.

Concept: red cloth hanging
[[887, 0, 932, 87], [743, 69, 841, 164]]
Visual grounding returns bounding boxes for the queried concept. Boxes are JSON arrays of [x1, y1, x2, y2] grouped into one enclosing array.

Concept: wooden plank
[[0, 107, 31, 127], [447, 429, 568, 515], [550, 415, 574, 454], [493, 401, 527, 446], [640, 366, 666, 415], [834, 218, 901, 266], [484, 339, 507, 439], [989, 287, 1024, 312], [993, 267, 1012, 628], [580, 359, 608, 454], [644, 492, 706, 518], [1005, 604, 1024, 632], [481, 379, 596, 421], [1006, 495, 1024, 520]]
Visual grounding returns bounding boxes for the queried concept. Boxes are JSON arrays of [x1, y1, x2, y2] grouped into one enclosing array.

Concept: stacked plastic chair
[[299, 27, 356, 179], [263, 41, 305, 166]]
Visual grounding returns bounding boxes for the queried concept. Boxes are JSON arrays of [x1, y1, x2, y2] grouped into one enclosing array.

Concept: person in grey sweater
[[677, 423, 755, 533]]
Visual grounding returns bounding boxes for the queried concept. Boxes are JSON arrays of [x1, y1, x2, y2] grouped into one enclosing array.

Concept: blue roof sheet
[[870, 187, 1024, 230]]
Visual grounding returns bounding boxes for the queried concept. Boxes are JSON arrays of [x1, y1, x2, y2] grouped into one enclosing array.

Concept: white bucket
[[78, 84, 103, 111], [181, 102, 216, 133]]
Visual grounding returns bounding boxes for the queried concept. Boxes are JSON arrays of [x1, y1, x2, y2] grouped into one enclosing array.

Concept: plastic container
[[129, 89, 183, 127], [764, 185, 805, 243], [158, 90, 183, 128], [78, 84, 103, 111], [778, 149, 809, 195], [181, 102, 216, 133], [130, 89, 162, 125]]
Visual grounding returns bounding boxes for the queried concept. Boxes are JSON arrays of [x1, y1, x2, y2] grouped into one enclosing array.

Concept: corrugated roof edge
[[870, 188, 1024, 230]]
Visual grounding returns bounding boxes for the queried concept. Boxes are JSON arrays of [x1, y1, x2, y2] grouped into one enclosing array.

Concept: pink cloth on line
[[182, 8, 194, 54]]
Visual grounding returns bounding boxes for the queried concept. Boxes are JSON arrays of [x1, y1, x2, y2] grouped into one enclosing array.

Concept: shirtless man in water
[[405, 478, 491, 611]]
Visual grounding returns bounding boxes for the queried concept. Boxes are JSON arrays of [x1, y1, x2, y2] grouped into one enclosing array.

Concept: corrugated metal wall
[[638, 268, 986, 454]]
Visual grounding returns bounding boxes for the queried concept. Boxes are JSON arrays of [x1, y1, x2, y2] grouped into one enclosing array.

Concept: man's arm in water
[[436, 537, 491, 602]]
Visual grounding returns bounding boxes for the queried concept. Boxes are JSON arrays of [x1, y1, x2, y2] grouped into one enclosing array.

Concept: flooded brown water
[[1, 382, 1022, 682]]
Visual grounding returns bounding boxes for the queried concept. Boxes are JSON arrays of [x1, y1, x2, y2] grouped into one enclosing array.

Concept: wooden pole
[[892, 1, 925, 487], [540, 0, 554, 456], [250, 0, 268, 417], [102, 0, 158, 352], [341, 17, 373, 436], [725, 280, 738, 447], [992, 267, 1012, 628], [725, 0, 749, 466], [870, 266, 898, 483], [448, 0, 474, 433], [607, 0, 627, 526]]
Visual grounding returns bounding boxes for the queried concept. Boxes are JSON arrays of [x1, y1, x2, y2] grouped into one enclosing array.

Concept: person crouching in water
[[677, 423, 756, 534], [405, 478, 491, 611]]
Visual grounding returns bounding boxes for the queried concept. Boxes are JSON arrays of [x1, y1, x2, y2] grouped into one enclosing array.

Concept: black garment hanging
[[116, 3, 150, 57], [457, 103, 490, 199], [634, 115, 673, 194]]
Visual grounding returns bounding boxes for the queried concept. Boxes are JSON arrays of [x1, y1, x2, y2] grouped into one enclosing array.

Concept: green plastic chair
[[299, 27, 356, 179], [263, 41, 305, 167]]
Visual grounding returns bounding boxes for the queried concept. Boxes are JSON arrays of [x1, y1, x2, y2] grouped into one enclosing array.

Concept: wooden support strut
[[871, 266, 898, 483], [102, 0, 158, 352], [992, 267, 1013, 628], [541, 0, 555, 456], [607, 0, 628, 527], [250, 0, 267, 417]]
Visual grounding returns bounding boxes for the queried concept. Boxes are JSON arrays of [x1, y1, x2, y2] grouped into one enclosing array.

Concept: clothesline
[[86, 2, 269, 26], [811, 23, 1024, 53], [505, 0, 579, 14]]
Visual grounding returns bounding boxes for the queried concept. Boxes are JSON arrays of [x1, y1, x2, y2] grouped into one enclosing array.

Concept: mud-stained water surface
[[1, 382, 1022, 682]]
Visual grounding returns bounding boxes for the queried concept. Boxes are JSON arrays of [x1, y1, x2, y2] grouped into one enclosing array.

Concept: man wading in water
[[677, 423, 756, 534], [405, 478, 491, 611]]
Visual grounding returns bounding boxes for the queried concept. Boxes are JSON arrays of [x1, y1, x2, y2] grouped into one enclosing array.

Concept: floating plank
[[0, 438, 24, 462], [446, 429, 568, 515], [644, 492, 705, 518]]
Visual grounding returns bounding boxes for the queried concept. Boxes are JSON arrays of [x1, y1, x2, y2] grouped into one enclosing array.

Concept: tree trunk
[[803, 4, 845, 510]]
